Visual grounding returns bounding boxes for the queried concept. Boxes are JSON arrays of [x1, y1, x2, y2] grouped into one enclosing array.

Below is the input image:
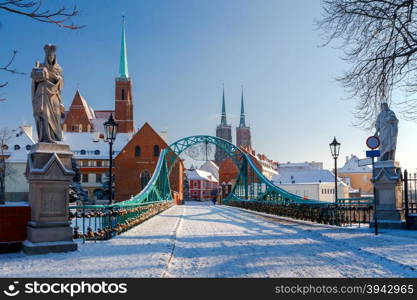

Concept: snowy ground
[[1, 201, 417, 277]]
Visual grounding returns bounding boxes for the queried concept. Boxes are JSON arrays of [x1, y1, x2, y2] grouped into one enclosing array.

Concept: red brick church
[[61, 20, 183, 203]]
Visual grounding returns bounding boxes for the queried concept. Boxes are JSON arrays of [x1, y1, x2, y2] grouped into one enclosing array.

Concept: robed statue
[[374, 102, 399, 161], [31, 44, 64, 143]]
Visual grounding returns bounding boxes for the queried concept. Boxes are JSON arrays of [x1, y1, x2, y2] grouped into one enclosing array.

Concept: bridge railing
[[69, 148, 174, 241]]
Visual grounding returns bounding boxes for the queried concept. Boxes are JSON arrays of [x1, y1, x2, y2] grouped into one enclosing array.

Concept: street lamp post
[[329, 137, 341, 203], [104, 114, 118, 205]]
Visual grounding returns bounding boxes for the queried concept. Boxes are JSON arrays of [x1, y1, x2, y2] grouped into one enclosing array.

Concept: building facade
[[114, 122, 184, 202], [236, 88, 252, 149], [214, 87, 232, 165], [338, 154, 373, 196], [186, 168, 218, 201], [1, 126, 35, 202], [272, 168, 349, 202]]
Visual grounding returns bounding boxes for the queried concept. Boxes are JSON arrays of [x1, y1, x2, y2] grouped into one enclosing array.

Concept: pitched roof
[[3, 126, 36, 163], [273, 169, 345, 185], [199, 160, 219, 180], [115, 122, 167, 159], [186, 169, 218, 183], [339, 154, 372, 174]]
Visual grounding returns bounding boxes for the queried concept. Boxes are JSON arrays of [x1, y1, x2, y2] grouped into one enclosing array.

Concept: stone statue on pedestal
[[374, 102, 398, 161], [23, 45, 77, 254], [371, 102, 404, 229], [31, 44, 64, 143]]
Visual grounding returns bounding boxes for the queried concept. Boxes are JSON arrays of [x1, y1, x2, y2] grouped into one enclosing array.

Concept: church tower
[[236, 87, 252, 149], [215, 86, 232, 165], [115, 17, 135, 133]]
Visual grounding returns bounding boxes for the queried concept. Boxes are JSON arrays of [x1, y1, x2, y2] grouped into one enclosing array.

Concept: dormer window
[[14, 145, 20, 150], [80, 150, 86, 155], [26, 145, 31, 151], [94, 150, 100, 155]]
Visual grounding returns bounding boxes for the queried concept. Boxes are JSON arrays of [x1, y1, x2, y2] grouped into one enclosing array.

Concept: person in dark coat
[[210, 188, 218, 205]]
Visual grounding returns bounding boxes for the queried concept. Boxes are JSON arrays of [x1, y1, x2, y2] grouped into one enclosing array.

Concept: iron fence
[[402, 169, 417, 229]]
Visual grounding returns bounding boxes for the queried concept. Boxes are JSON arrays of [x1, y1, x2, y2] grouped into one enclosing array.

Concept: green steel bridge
[[70, 135, 373, 240]]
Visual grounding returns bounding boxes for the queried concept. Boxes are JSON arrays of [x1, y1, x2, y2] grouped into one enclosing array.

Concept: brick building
[[214, 87, 232, 165], [236, 88, 252, 149], [114, 122, 184, 202], [62, 20, 134, 135], [218, 147, 278, 185], [186, 168, 218, 201]]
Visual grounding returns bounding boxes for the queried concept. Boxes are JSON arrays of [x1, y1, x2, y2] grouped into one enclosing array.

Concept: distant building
[[62, 20, 134, 135], [1, 126, 35, 201], [199, 160, 219, 181], [338, 154, 373, 196], [219, 148, 278, 185], [272, 169, 349, 202], [62, 131, 131, 201], [236, 88, 251, 149], [186, 168, 218, 201], [214, 87, 232, 165], [278, 161, 323, 171]]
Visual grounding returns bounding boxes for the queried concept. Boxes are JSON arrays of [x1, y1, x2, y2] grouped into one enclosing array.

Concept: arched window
[[14, 145, 20, 150], [80, 150, 86, 155], [121, 89, 125, 100], [153, 145, 160, 157], [135, 146, 141, 157], [140, 170, 150, 190], [26, 145, 32, 151]]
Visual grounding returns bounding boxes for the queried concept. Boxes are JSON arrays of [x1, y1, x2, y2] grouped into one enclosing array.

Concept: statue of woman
[[374, 102, 399, 161], [31, 44, 64, 143]]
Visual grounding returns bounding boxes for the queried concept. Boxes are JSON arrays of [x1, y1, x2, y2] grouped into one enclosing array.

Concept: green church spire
[[118, 16, 129, 78], [239, 86, 246, 127], [221, 85, 227, 126]]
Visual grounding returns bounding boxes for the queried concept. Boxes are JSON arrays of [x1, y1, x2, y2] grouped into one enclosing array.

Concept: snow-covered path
[[1, 202, 417, 277]]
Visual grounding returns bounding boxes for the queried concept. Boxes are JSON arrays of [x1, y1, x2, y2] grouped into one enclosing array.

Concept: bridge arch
[[121, 135, 329, 206]]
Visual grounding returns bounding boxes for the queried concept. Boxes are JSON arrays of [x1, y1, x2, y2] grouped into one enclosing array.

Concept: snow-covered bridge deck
[[1, 202, 417, 277]]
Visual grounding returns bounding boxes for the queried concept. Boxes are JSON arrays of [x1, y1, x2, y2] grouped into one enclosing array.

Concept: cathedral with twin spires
[[214, 86, 252, 166]]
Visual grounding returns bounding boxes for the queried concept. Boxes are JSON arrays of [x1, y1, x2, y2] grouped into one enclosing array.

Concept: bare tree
[[0, 0, 83, 99], [317, 0, 417, 129], [0, 127, 14, 204]]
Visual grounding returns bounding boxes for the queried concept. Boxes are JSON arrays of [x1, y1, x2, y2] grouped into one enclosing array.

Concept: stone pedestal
[[22, 143, 77, 255], [370, 160, 405, 229]]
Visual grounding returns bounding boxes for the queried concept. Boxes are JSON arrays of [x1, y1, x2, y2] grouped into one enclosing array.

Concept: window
[[82, 160, 88, 167], [82, 174, 88, 183], [135, 146, 141, 157], [194, 182, 198, 188], [80, 149, 86, 155], [97, 160, 102, 167], [153, 145, 160, 157], [90, 161, 96, 167], [96, 174, 102, 183], [94, 150, 100, 155], [140, 170, 151, 190], [26, 145, 31, 151], [121, 89, 125, 100], [14, 145, 20, 150]]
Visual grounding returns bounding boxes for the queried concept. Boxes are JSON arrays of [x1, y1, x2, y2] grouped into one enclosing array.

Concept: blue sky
[[1, 0, 417, 170]]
